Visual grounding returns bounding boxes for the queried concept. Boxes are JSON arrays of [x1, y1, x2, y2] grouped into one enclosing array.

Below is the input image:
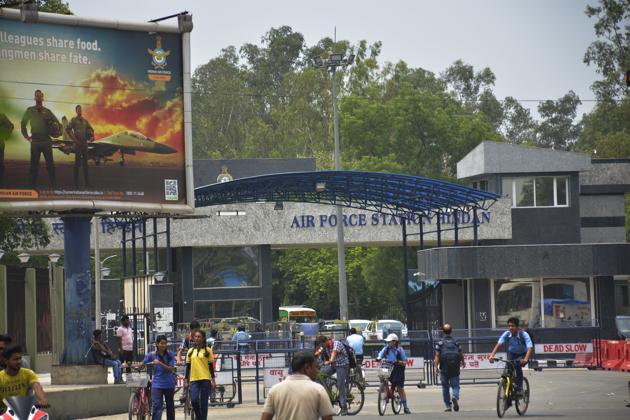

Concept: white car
[[348, 319, 370, 333], [363, 319, 405, 340]]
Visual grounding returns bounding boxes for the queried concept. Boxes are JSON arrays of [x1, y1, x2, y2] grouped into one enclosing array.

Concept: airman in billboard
[[20, 89, 61, 189], [67, 104, 94, 188], [0, 111, 14, 187]]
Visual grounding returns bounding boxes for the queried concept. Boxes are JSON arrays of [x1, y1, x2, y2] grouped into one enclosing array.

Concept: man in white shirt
[[261, 352, 335, 420]]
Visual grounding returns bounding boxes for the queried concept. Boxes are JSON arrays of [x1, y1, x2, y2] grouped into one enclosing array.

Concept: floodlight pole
[[331, 64, 348, 321]]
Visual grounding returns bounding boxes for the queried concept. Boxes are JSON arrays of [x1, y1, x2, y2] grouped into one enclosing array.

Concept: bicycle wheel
[[346, 379, 365, 415], [377, 382, 388, 416], [391, 386, 402, 414], [128, 391, 140, 420], [515, 377, 530, 416], [496, 377, 509, 418], [329, 380, 342, 416]]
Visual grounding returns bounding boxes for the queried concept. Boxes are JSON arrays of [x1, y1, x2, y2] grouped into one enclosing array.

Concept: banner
[[264, 368, 289, 388], [462, 352, 506, 370], [535, 343, 593, 354], [0, 16, 190, 212], [363, 357, 424, 370]]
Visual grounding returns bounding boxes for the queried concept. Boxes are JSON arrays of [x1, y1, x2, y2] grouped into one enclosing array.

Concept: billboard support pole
[[153, 218, 159, 276], [61, 217, 92, 364], [131, 220, 138, 359]]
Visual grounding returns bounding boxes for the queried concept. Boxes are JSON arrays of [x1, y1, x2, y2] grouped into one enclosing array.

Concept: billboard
[[0, 11, 193, 213]]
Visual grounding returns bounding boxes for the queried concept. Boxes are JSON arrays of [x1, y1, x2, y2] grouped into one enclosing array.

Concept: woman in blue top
[[142, 335, 176, 420], [377, 333, 411, 414]]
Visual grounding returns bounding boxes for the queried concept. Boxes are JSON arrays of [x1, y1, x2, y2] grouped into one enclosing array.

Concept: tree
[[0, 0, 72, 14], [583, 0, 630, 101], [535, 91, 582, 150], [500, 96, 537, 145]]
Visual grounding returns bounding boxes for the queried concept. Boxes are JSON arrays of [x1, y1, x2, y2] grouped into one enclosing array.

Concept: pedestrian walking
[[261, 351, 335, 420], [116, 315, 134, 374], [185, 329, 216, 420], [434, 323, 465, 412], [142, 335, 176, 420]]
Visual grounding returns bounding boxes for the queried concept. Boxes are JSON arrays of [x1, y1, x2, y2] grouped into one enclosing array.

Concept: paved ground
[[82, 369, 629, 419]]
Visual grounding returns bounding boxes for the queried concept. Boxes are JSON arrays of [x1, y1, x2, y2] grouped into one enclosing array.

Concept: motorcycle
[[1, 395, 49, 420]]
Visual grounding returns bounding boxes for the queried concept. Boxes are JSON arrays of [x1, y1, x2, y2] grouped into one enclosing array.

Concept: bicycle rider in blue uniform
[[488, 317, 533, 396]]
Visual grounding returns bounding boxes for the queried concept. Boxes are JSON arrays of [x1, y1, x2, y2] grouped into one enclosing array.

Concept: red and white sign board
[[363, 357, 424, 370], [264, 368, 289, 388], [462, 353, 506, 370], [535, 343, 593, 354]]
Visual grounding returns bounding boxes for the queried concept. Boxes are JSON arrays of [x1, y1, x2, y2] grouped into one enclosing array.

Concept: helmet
[[385, 333, 399, 342]]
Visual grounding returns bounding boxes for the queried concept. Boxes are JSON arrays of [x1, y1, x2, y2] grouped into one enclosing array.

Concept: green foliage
[[272, 246, 412, 320], [0, 217, 50, 254], [583, 0, 630, 100], [535, 91, 582, 150], [0, 0, 72, 14]]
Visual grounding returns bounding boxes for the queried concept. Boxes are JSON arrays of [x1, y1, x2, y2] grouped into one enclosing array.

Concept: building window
[[493, 277, 594, 328], [542, 278, 592, 327], [494, 278, 542, 328], [471, 180, 489, 191], [194, 299, 261, 320], [193, 247, 260, 288], [501, 176, 569, 208], [614, 276, 630, 316]]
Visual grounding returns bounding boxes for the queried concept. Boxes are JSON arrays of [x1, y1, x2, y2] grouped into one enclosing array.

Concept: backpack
[[439, 337, 461, 378], [506, 330, 532, 356], [341, 341, 357, 369]]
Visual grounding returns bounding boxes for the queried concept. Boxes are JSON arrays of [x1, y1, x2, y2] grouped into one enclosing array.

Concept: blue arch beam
[[194, 171, 499, 217]]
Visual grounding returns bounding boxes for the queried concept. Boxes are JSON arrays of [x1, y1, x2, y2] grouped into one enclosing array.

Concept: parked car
[[363, 319, 405, 340], [348, 319, 370, 333]]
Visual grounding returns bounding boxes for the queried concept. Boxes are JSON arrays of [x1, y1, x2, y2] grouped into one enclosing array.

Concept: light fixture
[[346, 54, 356, 65], [17, 252, 30, 263], [48, 253, 61, 264], [154, 271, 165, 282], [313, 56, 324, 67], [101, 266, 111, 277], [315, 182, 326, 192], [274, 201, 284, 211], [328, 53, 343, 64], [216, 210, 246, 216]]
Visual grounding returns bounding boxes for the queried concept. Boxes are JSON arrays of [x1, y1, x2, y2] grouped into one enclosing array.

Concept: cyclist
[[0, 345, 48, 414], [177, 320, 200, 366], [489, 317, 533, 397], [377, 334, 410, 414], [185, 329, 216, 420], [139, 334, 176, 420], [321, 335, 352, 416], [314, 336, 331, 368]]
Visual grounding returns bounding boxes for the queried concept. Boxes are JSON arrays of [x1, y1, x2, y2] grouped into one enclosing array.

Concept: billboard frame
[[0, 8, 195, 215]]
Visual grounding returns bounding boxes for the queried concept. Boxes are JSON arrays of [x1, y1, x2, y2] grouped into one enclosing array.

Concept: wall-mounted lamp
[[17, 253, 30, 264], [153, 271, 165, 282], [48, 253, 61, 264]]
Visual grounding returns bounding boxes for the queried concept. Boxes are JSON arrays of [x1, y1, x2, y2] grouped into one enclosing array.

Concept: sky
[[68, 0, 602, 119]]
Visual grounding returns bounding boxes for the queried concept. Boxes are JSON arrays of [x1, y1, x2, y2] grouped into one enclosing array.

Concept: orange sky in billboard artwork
[[76, 68, 183, 154]]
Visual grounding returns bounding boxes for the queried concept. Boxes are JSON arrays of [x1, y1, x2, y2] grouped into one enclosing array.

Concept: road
[[82, 369, 629, 419]]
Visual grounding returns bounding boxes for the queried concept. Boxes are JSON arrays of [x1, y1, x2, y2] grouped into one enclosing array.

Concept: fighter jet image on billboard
[[53, 130, 177, 166]]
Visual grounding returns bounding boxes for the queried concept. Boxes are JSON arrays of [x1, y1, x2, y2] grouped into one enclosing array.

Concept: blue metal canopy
[[194, 171, 499, 217]]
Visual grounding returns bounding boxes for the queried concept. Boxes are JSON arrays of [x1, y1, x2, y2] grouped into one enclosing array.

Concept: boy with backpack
[[489, 317, 533, 397], [434, 323, 465, 412]]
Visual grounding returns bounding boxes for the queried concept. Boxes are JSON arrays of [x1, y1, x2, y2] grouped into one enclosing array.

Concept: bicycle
[[493, 357, 530, 418], [127, 367, 152, 420], [316, 369, 365, 415], [376, 362, 403, 416]]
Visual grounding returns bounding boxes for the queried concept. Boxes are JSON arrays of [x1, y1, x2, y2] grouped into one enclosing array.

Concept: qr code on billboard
[[164, 179, 178, 201]]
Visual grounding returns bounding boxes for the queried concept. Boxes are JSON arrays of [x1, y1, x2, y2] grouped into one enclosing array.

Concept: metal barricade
[[210, 351, 243, 408]]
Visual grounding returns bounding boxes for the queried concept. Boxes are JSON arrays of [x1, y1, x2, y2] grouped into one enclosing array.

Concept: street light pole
[[313, 51, 355, 321], [331, 64, 348, 321]]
